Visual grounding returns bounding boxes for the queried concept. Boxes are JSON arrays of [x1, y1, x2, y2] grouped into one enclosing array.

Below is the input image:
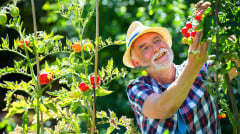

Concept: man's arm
[[142, 31, 209, 119], [142, 1, 211, 119]]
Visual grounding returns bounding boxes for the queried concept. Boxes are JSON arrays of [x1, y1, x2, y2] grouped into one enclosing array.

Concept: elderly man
[[122, 2, 233, 134]]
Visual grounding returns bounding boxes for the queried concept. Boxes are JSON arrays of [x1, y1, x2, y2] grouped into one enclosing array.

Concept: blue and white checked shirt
[[126, 61, 220, 134]]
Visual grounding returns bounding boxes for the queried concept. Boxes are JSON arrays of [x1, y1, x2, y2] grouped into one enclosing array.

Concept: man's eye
[[144, 46, 149, 50], [154, 39, 161, 43]]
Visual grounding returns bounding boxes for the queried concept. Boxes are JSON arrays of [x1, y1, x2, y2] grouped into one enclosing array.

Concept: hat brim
[[123, 27, 172, 68]]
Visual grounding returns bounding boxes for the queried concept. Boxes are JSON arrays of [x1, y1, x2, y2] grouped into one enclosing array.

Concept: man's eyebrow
[[139, 43, 146, 50], [153, 35, 162, 40]]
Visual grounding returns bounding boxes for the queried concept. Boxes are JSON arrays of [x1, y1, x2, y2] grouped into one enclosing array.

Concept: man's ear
[[132, 59, 140, 68]]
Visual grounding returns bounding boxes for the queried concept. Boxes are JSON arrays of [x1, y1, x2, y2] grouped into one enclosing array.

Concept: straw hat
[[123, 21, 172, 68]]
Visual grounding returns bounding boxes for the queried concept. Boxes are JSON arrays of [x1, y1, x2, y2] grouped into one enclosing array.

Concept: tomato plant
[[0, 0, 134, 134]]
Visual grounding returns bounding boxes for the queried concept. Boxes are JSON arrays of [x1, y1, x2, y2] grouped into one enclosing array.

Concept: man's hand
[[187, 31, 209, 67], [187, 1, 211, 67], [195, 1, 211, 16]]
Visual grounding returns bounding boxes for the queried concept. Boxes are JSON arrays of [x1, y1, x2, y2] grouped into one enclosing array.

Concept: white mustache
[[151, 48, 168, 62]]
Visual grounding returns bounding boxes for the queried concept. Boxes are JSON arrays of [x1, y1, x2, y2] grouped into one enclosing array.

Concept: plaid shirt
[[126, 61, 220, 134]]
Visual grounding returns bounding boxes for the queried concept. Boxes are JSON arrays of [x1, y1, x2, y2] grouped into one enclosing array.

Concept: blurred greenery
[[0, 0, 238, 133]]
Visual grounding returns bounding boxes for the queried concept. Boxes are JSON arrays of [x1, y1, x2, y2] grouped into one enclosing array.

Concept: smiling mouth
[[154, 52, 167, 61]]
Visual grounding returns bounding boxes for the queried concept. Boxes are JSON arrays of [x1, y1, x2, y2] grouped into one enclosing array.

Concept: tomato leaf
[[130, 66, 149, 73], [96, 87, 113, 96], [70, 100, 81, 113]]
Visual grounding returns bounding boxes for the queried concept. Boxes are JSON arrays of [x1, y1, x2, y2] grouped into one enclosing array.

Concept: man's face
[[131, 32, 174, 71]]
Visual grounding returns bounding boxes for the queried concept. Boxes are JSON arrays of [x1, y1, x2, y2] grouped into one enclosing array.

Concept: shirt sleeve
[[126, 82, 154, 114]]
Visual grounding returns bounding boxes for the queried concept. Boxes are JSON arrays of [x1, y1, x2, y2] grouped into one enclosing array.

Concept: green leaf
[[52, 35, 64, 40], [70, 101, 81, 113], [45, 61, 50, 72], [96, 87, 113, 96], [107, 125, 115, 134], [194, 21, 203, 32], [204, 7, 212, 15], [72, 120, 81, 133], [45, 102, 58, 113], [58, 99, 72, 107], [0, 120, 8, 129], [40, 104, 48, 113], [226, 60, 232, 70], [130, 66, 150, 73], [96, 110, 108, 118], [47, 91, 58, 96]]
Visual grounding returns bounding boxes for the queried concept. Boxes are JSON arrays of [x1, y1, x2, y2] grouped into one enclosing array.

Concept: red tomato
[[218, 115, 222, 119], [19, 40, 30, 49], [184, 32, 190, 38], [90, 76, 101, 88], [79, 82, 89, 92], [195, 15, 202, 21], [186, 22, 193, 29], [191, 31, 197, 37], [40, 72, 53, 85], [72, 43, 81, 52], [181, 27, 188, 35]]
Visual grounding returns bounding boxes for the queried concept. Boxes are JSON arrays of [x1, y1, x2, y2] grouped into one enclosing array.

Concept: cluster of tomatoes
[[79, 76, 101, 92], [39, 71, 101, 93], [218, 113, 226, 119], [72, 42, 94, 53], [181, 10, 203, 45], [0, 5, 19, 25], [18, 39, 30, 49]]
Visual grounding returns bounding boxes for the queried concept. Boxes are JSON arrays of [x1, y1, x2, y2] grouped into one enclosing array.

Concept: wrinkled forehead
[[131, 32, 164, 49]]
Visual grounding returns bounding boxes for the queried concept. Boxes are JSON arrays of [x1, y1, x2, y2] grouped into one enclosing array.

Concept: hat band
[[127, 31, 141, 47]]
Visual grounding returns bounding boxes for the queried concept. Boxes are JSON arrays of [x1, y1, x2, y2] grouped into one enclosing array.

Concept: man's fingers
[[192, 31, 203, 50], [200, 41, 209, 53], [203, 41, 209, 52], [196, 1, 211, 16], [195, 0, 204, 8]]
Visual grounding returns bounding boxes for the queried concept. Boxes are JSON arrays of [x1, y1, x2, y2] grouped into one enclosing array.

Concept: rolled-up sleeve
[[127, 82, 154, 113]]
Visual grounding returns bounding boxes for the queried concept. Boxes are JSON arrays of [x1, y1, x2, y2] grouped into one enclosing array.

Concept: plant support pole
[[214, 0, 219, 133], [92, 0, 99, 133], [30, 0, 43, 133]]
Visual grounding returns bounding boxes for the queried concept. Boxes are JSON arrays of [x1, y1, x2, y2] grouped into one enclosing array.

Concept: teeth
[[151, 48, 168, 62], [155, 52, 165, 60]]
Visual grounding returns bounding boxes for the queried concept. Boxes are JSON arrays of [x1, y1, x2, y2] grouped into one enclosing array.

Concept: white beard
[[134, 45, 174, 72], [148, 48, 174, 71]]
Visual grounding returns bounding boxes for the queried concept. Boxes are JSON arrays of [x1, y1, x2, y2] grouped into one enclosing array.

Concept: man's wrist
[[186, 58, 205, 69]]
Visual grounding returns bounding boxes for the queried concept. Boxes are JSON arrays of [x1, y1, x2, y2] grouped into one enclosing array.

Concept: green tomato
[[187, 38, 193, 45], [10, 6, 19, 17], [83, 43, 94, 52], [0, 14, 7, 25], [181, 37, 188, 44]]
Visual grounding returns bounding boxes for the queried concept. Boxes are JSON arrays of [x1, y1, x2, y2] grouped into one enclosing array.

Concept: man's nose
[[152, 43, 160, 53]]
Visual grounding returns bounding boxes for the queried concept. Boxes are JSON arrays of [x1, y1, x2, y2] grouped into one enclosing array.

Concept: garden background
[[0, 0, 239, 133]]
